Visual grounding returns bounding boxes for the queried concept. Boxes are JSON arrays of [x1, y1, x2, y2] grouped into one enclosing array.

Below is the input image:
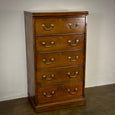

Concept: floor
[[0, 84, 115, 115]]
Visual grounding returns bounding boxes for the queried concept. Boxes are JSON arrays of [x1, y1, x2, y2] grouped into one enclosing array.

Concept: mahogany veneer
[[36, 35, 84, 52], [24, 11, 88, 112]]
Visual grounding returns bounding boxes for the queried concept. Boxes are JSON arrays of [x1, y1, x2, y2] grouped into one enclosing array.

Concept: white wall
[[0, 0, 115, 101]]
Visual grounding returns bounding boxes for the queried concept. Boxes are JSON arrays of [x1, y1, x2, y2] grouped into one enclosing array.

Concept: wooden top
[[24, 11, 88, 17]]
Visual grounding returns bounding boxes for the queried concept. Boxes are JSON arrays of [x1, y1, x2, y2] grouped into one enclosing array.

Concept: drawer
[[35, 17, 85, 35], [37, 66, 83, 86], [36, 35, 84, 52], [38, 81, 83, 104], [37, 50, 84, 69]]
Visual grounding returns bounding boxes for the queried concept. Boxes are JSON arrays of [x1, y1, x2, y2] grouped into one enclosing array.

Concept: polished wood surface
[[35, 17, 85, 35], [37, 50, 84, 69], [37, 66, 83, 86], [36, 34, 84, 52], [24, 11, 88, 17], [24, 11, 88, 112], [37, 81, 83, 104]]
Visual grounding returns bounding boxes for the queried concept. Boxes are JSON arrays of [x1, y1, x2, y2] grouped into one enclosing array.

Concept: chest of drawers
[[24, 11, 88, 112]]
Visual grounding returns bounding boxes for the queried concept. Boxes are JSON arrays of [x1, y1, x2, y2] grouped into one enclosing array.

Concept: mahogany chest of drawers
[[24, 11, 88, 112]]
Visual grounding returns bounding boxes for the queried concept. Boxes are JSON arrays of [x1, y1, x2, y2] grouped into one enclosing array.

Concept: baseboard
[[85, 82, 115, 88], [29, 97, 86, 113], [0, 93, 27, 102]]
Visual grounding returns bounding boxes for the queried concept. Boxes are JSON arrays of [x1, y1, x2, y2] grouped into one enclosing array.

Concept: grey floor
[[0, 84, 115, 115]]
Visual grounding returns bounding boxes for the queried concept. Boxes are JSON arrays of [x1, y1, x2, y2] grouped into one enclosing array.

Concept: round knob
[[76, 40, 79, 43], [51, 58, 55, 61], [42, 42, 46, 45], [50, 41, 55, 45], [43, 92, 46, 96], [42, 59, 46, 62], [42, 24, 45, 27], [75, 72, 79, 74], [51, 24, 54, 27], [68, 57, 71, 60], [67, 72, 71, 75], [51, 74, 55, 77], [42, 75, 46, 78], [68, 40, 71, 43], [68, 23, 72, 26], [76, 56, 79, 59], [51, 91, 55, 94], [67, 89, 70, 92], [75, 88, 78, 91]]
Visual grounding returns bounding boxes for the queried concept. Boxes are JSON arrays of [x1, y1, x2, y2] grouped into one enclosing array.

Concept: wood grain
[[37, 66, 83, 86], [37, 50, 84, 69], [36, 34, 84, 52], [37, 81, 83, 104], [24, 11, 88, 17], [35, 17, 85, 35], [24, 14, 35, 98], [24, 11, 88, 112]]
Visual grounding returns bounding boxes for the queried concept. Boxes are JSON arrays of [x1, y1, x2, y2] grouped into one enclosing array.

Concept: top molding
[[24, 11, 89, 17]]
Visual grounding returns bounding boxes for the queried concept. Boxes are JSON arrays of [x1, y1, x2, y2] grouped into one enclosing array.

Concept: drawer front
[[37, 51, 84, 69], [38, 81, 83, 104], [37, 66, 83, 85], [36, 35, 84, 52], [35, 18, 85, 35]]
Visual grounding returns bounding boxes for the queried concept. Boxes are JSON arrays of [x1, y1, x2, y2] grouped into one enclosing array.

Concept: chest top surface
[[24, 11, 88, 17]]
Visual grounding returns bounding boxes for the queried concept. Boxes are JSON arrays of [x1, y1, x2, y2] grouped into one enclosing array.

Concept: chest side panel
[[24, 14, 35, 98]]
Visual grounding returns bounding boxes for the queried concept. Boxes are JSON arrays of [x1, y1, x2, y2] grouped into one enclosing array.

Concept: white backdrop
[[0, 0, 115, 101]]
